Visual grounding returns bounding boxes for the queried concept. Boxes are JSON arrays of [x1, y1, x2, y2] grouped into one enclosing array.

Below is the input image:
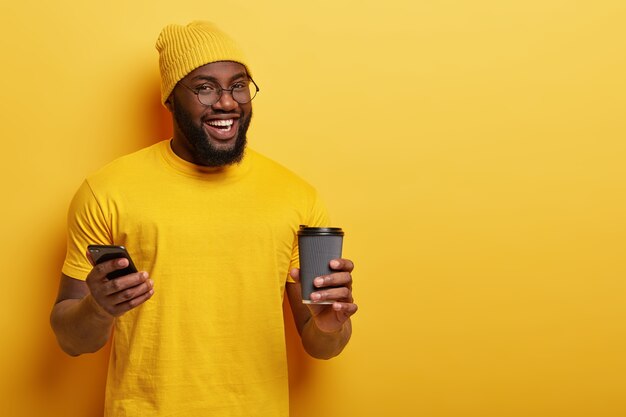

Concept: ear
[[164, 96, 173, 112]]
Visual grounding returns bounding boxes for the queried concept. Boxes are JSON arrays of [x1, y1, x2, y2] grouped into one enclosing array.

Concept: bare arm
[[286, 259, 358, 359], [50, 274, 114, 356], [50, 257, 154, 356]]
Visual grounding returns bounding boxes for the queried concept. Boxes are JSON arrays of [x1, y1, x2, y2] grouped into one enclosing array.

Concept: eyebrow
[[190, 72, 248, 84]]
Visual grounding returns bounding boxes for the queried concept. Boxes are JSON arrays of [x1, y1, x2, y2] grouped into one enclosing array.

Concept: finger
[[289, 268, 301, 284], [329, 258, 354, 272], [310, 287, 352, 303], [111, 286, 155, 316], [85, 250, 95, 266], [89, 257, 130, 282], [110, 278, 154, 306], [103, 271, 150, 296], [332, 301, 358, 317], [313, 271, 352, 289]]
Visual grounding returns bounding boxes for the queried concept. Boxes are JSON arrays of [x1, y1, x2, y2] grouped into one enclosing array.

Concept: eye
[[231, 81, 247, 90], [196, 84, 218, 92]]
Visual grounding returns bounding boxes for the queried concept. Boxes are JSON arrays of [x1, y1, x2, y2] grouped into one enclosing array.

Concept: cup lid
[[297, 225, 344, 236]]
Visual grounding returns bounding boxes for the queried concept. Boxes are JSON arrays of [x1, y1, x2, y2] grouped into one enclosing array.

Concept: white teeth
[[207, 119, 234, 127]]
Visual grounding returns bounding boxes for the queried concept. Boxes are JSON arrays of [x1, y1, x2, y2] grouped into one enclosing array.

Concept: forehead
[[184, 61, 248, 83]]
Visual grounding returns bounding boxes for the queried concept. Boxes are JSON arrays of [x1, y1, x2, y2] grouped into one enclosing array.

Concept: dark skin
[[50, 61, 358, 359]]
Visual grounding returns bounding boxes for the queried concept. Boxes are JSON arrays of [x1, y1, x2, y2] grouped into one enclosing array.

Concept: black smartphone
[[87, 245, 138, 279]]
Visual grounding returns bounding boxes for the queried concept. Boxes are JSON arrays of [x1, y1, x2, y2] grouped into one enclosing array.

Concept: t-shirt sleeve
[[286, 189, 331, 283], [62, 179, 113, 280]]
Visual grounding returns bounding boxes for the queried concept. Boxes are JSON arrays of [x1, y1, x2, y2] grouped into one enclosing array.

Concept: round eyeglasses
[[180, 78, 260, 106]]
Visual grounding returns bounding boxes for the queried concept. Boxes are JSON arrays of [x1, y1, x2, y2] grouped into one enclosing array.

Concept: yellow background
[[1, 1, 625, 416]]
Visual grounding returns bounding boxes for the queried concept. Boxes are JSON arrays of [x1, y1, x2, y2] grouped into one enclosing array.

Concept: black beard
[[172, 97, 251, 167]]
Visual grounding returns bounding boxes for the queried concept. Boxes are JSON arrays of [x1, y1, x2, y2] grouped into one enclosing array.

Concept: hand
[[290, 258, 358, 333], [85, 251, 154, 318]]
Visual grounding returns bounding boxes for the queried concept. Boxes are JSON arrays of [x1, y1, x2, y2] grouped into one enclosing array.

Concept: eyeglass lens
[[197, 82, 257, 106]]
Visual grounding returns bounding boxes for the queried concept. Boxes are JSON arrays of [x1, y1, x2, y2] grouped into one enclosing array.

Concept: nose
[[212, 89, 238, 111]]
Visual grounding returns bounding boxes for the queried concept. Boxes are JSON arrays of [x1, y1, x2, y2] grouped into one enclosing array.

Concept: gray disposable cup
[[297, 226, 344, 304]]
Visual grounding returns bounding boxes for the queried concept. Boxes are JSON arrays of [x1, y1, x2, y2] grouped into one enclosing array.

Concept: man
[[49, 21, 357, 416]]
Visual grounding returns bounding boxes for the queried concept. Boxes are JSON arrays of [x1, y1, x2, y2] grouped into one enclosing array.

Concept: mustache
[[201, 110, 242, 121]]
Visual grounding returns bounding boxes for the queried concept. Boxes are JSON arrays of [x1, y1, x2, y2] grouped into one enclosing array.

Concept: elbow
[[49, 308, 104, 357], [50, 318, 81, 357], [55, 336, 104, 357], [302, 339, 346, 360], [61, 345, 83, 357], [300, 320, 351, 360], [305, 349, 339, 360]]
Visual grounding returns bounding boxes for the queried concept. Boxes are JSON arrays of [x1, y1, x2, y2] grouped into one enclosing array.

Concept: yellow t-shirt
[[62, 140, 329, 417]]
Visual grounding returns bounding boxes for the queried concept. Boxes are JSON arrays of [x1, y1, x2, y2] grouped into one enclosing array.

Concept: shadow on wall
[[141, 78, 173, 148]]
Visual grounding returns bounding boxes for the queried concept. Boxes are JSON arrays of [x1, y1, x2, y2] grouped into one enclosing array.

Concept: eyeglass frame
[[178, 77, 260, 106]]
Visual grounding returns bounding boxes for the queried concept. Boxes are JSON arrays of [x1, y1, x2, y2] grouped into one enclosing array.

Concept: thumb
[[289, 268, 301, 283]]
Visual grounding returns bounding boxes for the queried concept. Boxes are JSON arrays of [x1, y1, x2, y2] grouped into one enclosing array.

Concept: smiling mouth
[[206, 118, 234, 132]]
